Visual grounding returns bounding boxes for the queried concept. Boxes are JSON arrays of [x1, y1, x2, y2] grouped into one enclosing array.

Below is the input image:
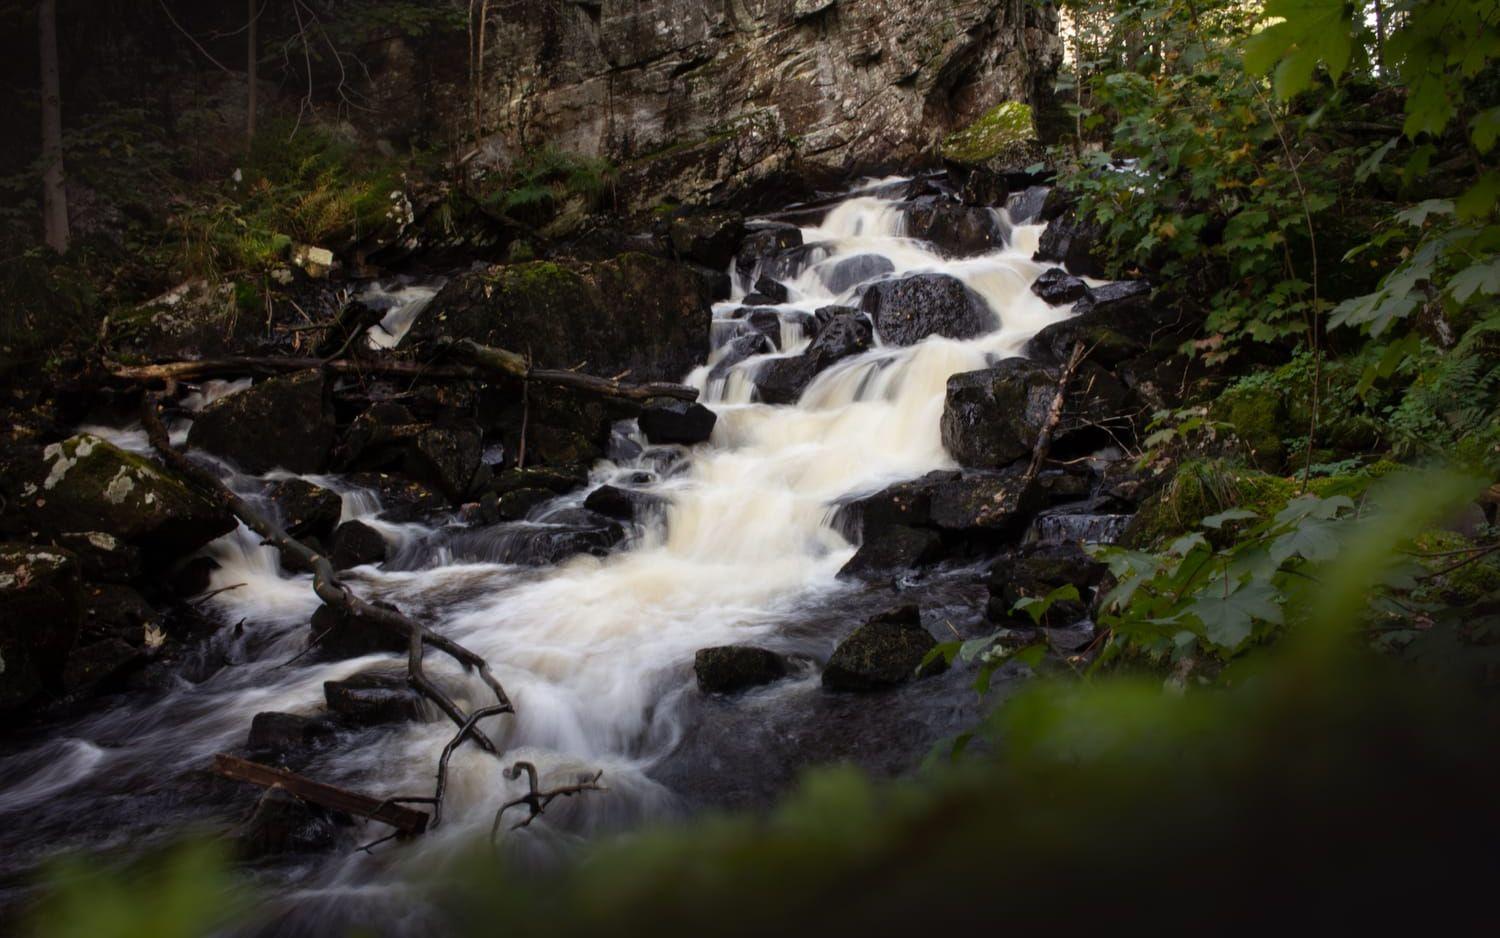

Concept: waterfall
[[0, 180, 1068, 903]]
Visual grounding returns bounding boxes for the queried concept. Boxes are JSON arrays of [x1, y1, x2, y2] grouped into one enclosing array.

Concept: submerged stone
[[695, 646, 789, 694], [823, 605, 945, 691]]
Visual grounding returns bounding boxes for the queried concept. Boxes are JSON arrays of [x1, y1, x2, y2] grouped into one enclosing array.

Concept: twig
[[492, 761, 606, 838]]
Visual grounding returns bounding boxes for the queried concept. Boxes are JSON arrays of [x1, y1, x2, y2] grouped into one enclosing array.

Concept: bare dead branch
[[492, 761, 606, 838]]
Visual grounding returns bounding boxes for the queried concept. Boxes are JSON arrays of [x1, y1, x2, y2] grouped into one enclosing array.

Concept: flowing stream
[[0, 180, 1067, 918]]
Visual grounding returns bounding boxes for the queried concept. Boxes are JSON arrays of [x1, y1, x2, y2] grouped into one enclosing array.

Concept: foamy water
[[0, 181, 1066, 900]]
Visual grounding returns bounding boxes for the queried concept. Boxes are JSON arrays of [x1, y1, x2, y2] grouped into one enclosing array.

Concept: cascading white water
[[0, 181, 1068, 898]]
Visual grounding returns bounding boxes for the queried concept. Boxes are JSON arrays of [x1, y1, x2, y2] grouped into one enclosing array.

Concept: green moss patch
[[942, 101, 1036, 165]]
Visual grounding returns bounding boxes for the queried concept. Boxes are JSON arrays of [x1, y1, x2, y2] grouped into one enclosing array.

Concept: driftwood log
[[111, 337, 698, 402], [213, 754, 431, 836]]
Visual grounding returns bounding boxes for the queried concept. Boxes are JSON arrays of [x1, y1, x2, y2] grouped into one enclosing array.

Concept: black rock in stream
[[858, 273, 995, 346], [823, 605, 947, 691], [187, 372, 338, 475]]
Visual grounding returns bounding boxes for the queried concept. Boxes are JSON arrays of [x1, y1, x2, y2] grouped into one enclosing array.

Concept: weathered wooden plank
[[213, 753, 430, 835]]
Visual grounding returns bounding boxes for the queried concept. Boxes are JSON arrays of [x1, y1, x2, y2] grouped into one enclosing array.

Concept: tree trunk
[[38, 0, 69, 254], [246, 0, 257, 144]]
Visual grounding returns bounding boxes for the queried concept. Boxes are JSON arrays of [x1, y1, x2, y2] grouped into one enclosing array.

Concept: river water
[[0, 179, 1067, 921]]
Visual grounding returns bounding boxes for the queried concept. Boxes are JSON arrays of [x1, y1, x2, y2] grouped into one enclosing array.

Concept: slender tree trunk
[[246, 0, 257, 144], [1372, 0, 1387, 72], [39, 0, 69, 253]]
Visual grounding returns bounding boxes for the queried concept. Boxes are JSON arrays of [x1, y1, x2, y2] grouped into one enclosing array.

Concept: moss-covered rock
[[1211, 384, 1288, 473], [941, 101, 1039, 168], [1124, 458, 1403, 548], [1, 435, 235, 564], [822, 605, 946, 691]]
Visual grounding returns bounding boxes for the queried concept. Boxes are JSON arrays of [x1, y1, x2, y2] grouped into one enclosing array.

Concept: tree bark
[[39, 0, 69, 254], [246, 0, 257, 144], [108, 342, 701, 402]]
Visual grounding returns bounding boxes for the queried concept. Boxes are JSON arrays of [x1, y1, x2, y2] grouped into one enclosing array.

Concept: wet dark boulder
[[753, 276, 789, 304], [413, 253, 712, 383], [331, 520, 387, 570], [54, 531, 142, 583], [1, 435, 235, 565], [987, 544, 1105, 625], [324, 671, 428, 725], [741, 292, 779, 307], [639, 398, 717, 446], [942, 359, 1136, 469], [1006, 185, 1051, 225], [584, 484, 669, 523], [1024, 280, 1157, 367], [1075, 279, 1153, 318], [446, 509, 626, 566], [820, 253, 894, 295], [188, 372, 337, 474], [268, 478, 342, 542], [694, 645, 789, 694], [822, 605, 945, 691], [234, 786, 349, 858], [744, 309, 784, 349], [858, 274, 994, 346], [900, 200, 1008, 257], [940, 359, 1056, 469], [1034, 211, 1107, 278], [752, 311, 874, 405], [337, 404, 484, 501], [491, 465, 590, 497], [1030, 267, 1089, 305], [495, 486, 555, 521], [308, 603, 408, 660], [708, 332, 775, 382], [734, 223, 803, 281], [64, 583, 159, 695], [668, 211, 745, 269], [837, 524, 944, 580], [246, 711, 339, 769], [925, 469, 1041, 533], [754, 243, 832, 286], [0, 544, 83, 710]]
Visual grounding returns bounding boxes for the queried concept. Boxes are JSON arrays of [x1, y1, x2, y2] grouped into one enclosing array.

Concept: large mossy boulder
[[0, 543, 83, 710], [187, 371, 336, 474], [858, 273, 994, 346], [822, 605, 945, 692], [1, 434, 236, 564], [414, 253, 712, 383]]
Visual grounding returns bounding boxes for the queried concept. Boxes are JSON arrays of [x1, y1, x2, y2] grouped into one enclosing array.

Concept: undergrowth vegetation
[[1018, 0, 1500, 680]]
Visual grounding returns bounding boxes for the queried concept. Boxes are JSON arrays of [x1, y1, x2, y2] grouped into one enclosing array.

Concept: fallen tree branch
[[492, 760, 606, 838], [109, 339, 699, 403], [1022, 340, 1089, 488], [213, 754, 430, 835], [140, 391, 512, 753]]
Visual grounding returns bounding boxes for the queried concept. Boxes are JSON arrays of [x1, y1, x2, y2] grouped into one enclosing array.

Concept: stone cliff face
[[461, 0, 1061, 206]]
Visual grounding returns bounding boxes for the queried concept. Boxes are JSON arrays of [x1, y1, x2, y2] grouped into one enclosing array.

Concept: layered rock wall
[[458, 0, 1061, 205]]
